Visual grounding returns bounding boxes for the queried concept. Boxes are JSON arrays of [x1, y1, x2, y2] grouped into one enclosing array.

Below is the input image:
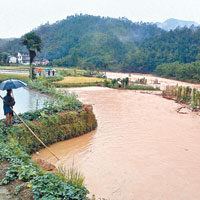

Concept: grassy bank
[[10, 107, 97, 154], [127, 84, 159, 90], [0, 73, 29, 83], [0, 77, 97, 199], [0, 65, 29, 70], [15, 77, 97, 154]]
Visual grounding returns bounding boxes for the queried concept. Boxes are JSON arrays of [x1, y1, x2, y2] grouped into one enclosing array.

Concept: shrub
[[127, 85, 159, 90], [163, 85, 200, 108], [30, 173, 88, 200], [134, 77, 147, 85], [162, 85, 178, 98]]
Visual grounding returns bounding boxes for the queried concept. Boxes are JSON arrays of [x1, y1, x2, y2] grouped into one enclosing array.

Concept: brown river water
[[33, 77, 200, 200]]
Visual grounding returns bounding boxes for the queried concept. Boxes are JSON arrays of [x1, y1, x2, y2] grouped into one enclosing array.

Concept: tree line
[[154, 61, 200, 83]]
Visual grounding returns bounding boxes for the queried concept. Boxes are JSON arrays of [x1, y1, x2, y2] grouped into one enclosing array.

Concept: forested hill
[[0, 15, 164, 70], [122, 27, 200, 73], [1, 15, 200, 74]]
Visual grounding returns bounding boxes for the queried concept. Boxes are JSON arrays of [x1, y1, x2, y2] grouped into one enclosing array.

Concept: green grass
[[55, 76, 105, 84], [54, 76, 105, 87], [0, 65, 29, 70], [0, 73, 29, 82], [0, 65, 85, 73], [57, 165, 85, 187], [55, 82, 103, 87], [127, 84, 160, 90]]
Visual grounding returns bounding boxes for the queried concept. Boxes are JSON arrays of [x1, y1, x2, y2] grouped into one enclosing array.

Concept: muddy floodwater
[[33, 86, 200, 200]]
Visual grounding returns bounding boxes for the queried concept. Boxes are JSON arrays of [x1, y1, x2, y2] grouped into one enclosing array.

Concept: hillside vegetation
[[0, 15, 164, 71], [1, 14, 200, 79]]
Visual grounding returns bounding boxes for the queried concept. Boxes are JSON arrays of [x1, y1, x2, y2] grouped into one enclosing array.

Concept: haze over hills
[[156, 18, 199, 31]]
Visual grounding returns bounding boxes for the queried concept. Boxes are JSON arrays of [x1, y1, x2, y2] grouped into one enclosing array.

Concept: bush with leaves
[[30, 173, 88, 200]]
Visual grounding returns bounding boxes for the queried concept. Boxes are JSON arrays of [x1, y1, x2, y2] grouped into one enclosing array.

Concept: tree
[[21, 32, 42, 79], [0, 52, 9, 65]]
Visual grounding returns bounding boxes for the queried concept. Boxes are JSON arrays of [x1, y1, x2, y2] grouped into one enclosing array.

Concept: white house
[[8, 56, 17, 64], [17, 52, 49, 66], [18, 52, 30, 65]]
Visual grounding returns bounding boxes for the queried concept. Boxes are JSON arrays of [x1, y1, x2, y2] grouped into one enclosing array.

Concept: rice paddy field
[[56, 76, 104, 84], [54, 76, 105, 87]]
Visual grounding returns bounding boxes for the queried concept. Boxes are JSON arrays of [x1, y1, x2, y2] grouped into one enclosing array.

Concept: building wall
[[9, 56, 17, 63]]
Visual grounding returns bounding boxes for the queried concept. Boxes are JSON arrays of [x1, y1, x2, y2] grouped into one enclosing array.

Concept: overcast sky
[[1, 0, 200, 38]]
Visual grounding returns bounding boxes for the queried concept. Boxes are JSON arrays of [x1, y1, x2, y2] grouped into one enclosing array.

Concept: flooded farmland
[[33, 85, 200, 200]]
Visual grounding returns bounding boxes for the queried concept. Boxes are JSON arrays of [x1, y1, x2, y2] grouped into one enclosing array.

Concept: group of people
[[3, 89, 15, 127], [37, 70, 56, 77], [47, 70, 55, 76]]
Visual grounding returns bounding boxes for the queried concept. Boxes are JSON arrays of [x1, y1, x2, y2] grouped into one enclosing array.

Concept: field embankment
[[10, 105, 97, 154], [0, 77, 97, 199]]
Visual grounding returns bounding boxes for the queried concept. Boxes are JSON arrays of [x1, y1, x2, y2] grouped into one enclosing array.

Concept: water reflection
[[0, 87, 48, 119], [0, 69, 28, 74]]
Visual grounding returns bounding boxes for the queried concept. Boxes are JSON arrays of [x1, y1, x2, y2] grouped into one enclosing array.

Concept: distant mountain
[[156, 18, 199, 31]]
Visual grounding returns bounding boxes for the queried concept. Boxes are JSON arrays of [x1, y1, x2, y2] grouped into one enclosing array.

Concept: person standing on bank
[[3, 89, 15, 127]]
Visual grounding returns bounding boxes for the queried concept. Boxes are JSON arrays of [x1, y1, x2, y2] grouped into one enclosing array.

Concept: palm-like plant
[[21, 32, 42, 79]]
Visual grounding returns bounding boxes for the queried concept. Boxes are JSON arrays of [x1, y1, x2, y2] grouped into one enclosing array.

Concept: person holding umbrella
[[0, 79, 27, 127], [3, 89, 15, 127]]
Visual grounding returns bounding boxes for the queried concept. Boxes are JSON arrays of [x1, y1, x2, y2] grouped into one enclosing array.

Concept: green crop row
[[0, 134, 89, 200]]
